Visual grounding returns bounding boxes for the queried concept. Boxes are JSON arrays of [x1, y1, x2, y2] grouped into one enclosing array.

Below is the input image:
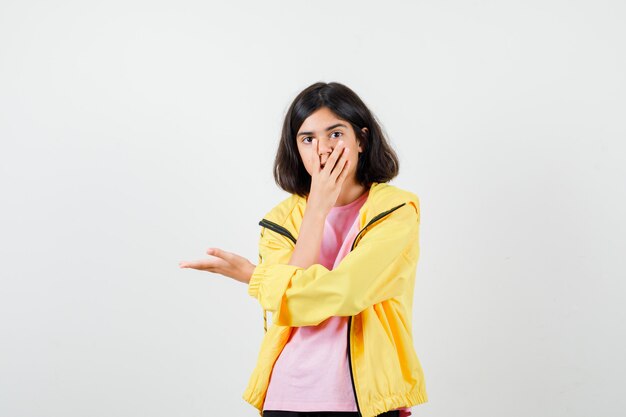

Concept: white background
[[1, 1, 625, 416]]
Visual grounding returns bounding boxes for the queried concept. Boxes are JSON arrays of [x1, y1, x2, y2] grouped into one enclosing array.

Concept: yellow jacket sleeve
[[248, 200, 420, 327]]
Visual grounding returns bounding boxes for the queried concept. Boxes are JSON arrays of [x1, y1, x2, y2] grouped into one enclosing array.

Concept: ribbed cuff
[[247, 264, 266, 298]]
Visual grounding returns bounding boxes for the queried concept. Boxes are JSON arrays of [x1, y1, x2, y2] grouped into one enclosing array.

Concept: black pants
[[263, 410, 400, 417]]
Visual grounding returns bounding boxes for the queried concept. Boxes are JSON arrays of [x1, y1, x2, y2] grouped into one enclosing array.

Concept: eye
[[330, 131, 343, 139], [302, 137, 313, 144]]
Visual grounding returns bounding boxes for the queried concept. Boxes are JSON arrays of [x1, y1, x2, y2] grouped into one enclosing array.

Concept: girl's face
[[295, 107, 366, 181]]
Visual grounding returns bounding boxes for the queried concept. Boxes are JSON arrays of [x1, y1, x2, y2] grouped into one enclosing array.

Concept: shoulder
[[369, 182, 420, 218], [260, 193, 306, 225]]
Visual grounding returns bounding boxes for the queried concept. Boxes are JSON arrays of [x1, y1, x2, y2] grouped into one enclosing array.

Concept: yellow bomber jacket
[[242, 181, 428, 417]]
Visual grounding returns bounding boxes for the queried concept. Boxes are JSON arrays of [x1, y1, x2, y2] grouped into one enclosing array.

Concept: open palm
[[179, 248, 256, 284]]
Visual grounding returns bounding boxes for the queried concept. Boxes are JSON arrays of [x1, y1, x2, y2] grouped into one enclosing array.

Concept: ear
[[358, 127, 368, 153]]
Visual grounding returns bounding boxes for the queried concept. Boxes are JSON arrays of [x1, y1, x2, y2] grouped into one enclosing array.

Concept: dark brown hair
[[273, 82, 400, 197]]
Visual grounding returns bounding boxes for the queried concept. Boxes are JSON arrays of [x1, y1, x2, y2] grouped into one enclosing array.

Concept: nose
[[317, 138, 334, 158]]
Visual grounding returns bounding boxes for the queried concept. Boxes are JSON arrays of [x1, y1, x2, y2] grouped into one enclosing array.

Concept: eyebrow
[[297, 123, 347, 137]]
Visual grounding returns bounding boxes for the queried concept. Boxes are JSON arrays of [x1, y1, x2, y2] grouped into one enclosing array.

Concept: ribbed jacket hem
[[242, 387, 428, 417], [359, 388, 428, 417]]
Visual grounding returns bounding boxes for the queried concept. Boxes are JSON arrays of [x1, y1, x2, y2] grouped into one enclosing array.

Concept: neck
[[334, 179, 368, 207]]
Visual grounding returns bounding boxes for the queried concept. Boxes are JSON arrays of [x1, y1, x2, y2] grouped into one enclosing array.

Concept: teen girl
[[180, 82, 428, 417]]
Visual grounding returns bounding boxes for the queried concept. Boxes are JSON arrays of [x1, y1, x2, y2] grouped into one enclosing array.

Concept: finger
[[180, 259, 215, 271], [330, 147, 349, 178], [207, 247, 236, 264], [325, 140, 345, 173], [312, 139, 320, 172], [330, 152, 349, 182], [337, 158, 351, 183]]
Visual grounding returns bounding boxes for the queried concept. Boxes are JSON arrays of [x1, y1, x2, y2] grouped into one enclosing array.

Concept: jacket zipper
[[346, 202, 406, 416], [259, 201, 407, 416], [258, 219, 297, 244], [350, 202, 406, 250]]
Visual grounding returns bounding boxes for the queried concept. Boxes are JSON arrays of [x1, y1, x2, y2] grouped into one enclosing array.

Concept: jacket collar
[[260, 181, 417, 242]]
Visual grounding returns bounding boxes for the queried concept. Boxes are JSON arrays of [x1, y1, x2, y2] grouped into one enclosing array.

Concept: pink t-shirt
[[263, 190, 412, 416]]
